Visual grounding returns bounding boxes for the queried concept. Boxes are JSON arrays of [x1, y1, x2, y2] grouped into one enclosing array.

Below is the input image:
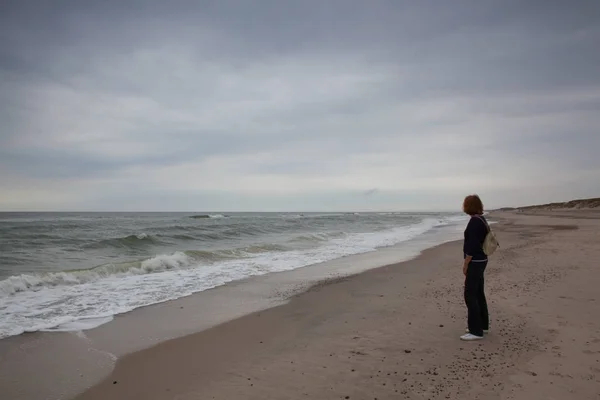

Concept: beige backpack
[[477, 216, 500, 256]]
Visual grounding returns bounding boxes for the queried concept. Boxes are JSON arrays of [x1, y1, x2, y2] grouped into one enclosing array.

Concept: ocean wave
[[289, 232, 346, 243], [157, 228, 230, 241], [84, 233, 162, 249], [166, 228, 265, 242], [281, 214, 305, 219], [170, 234, 198, 240], [0, 253, 192, 296], [0, 218, 450, 298], [7, 233, 64, 240], [0, 242, 295, 297], [312, 213, 347, 219], [189, 214, 227, 219], [0, 214, 468, 338], [239, 243, 290, 253]]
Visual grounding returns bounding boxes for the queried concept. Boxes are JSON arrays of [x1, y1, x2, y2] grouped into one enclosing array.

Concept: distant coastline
[[495, 197, 600, 212]]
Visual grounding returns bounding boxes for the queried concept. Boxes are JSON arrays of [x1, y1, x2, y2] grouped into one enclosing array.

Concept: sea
[[0, 211, 468, 339]]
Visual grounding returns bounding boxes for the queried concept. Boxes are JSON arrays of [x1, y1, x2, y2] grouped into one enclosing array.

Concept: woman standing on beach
[[461, 194, 490, 341]]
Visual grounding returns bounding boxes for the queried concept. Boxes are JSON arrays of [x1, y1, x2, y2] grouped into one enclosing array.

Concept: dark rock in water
[[404, 350, 412, 354], [113, 381, 118, 385]]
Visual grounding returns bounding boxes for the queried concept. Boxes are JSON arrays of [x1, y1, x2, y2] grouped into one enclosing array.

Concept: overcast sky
[[1, 1, 599, 211]]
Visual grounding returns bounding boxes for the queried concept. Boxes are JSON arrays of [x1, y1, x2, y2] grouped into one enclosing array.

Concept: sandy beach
[[3, 210, 600, 400], [2, 1, 598, 398]]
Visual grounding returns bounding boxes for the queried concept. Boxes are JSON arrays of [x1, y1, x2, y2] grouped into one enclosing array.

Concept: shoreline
[[76, 210, 600, 400], [76, 238, 470, 400], [0, 222, 465, 400], [0, 214, 466, 339], [4, 210, 600, 399]]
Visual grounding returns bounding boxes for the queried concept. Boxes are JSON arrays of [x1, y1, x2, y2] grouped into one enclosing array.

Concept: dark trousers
[[464, 261, 489, 337]]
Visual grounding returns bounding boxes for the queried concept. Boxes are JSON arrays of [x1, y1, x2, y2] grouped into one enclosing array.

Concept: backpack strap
[[475, 215, 490, 233]]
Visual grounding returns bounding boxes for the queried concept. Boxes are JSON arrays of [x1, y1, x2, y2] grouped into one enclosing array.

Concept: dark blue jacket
[[463, 215, 488, 261]]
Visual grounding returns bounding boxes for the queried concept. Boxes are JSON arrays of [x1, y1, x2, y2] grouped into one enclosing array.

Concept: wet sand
[[70, 211, 600, 400]]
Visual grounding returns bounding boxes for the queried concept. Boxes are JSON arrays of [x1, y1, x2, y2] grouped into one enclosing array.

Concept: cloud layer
[[1, 1, 599, 211]]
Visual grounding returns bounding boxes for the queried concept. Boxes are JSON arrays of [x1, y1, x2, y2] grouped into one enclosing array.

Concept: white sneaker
[[465, 328, 489, 333], [460, 333, 484, 341]]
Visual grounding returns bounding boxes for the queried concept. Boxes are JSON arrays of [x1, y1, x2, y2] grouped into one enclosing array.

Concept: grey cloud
[[1, 1, 600, 210]]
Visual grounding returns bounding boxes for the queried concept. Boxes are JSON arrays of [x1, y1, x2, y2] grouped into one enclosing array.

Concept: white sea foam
[[0, 215, 467, 338], [42, 316, 114, 332]]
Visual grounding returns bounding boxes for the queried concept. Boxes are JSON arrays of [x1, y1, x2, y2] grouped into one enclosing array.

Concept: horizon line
[[0, 209, 463, 213]]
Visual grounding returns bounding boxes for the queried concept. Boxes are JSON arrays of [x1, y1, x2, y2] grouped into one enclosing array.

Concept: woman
[[460, 194, 490, 341]]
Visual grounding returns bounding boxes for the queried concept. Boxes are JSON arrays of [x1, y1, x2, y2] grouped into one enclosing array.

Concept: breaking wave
[[0, 214, 468, 338], [0, 243, 294, 296]]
